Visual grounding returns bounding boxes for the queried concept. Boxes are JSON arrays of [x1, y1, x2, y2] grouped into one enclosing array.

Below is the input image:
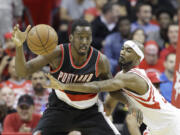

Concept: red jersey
[[0, 80, 32, 107], [3, 113, 41, 133], [138, 59, 164, 74], [0, 80, 32, 95], [160, 45, 176, 62]]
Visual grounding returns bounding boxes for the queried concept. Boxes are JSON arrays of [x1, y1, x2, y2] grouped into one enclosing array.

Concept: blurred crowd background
[[0, 0, 179, 135]]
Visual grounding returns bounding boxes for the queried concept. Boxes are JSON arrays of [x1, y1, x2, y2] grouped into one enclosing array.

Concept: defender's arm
[[63, 72, 148, 94]]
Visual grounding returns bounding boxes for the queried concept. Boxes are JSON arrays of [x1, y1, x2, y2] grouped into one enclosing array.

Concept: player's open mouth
[[80, 47, 87, 52], [120, 55, 125, 59]]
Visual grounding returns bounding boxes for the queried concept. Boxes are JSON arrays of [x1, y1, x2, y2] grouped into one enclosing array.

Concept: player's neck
[[71, 46, 89, 66], [122, 64, 134, 73], [121, 61, 137, 73]]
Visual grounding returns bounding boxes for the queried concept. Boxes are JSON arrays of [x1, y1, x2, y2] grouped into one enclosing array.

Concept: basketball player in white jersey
[[45, 40, 180, 135]]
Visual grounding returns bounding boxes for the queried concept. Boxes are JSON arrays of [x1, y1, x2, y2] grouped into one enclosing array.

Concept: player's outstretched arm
[[63, 72, 148, 94], [45, 71, 148, 95], [13, 25, 61, 77], [44, 52, 148, 94], [44, 73, 125, 93]]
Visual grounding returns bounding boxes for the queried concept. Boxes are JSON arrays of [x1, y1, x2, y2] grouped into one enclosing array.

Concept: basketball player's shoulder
[[52, 44, 65, 56], [98, 52, 109, 66], [97, 52, 110, 74]]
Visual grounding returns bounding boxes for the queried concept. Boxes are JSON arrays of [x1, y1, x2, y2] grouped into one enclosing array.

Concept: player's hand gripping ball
[[27, 24, 58, 55]]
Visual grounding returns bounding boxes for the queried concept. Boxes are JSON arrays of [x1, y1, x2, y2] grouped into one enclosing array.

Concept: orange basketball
[[27, 24, 58, 55]]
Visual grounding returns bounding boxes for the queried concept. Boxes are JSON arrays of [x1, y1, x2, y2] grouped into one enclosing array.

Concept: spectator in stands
[[131, 28, 146, 44], [23, 0, 60, 26], [0, 0, 23, 44], [0, 87, 16, 113], [139, 0, 177, 17], [29, 71, 50, 114], [104, 16, 131, 75], [172, 9, 179, 23], [4, 32, 16, 57], [139, 40, 164, 75], [84, 0, 107, 23], [58, 20, 69, 44], [0, 41, 10, 81], [160, 23, 178, 61], [3, 94, 41, 133], [160, 53, 176, 103], [91, 2, 119, 50], [147, 8, 173, 49], [117, 1, 129, 17], [60, 0, 95, 21], [0, 57, 32, 106], [110, 0, 132, 19], [131, 2, 159, 36], [0, 100, 7, 134]]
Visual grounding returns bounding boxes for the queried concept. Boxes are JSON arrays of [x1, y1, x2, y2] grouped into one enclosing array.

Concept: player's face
[[119, 45, 138, 66], [72, 26, 92, 55]]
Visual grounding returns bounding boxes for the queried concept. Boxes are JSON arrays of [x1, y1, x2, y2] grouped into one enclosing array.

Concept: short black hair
[[102, 2, 116, 14], [71, 19, 91, 34], [117, 16, 130, 25], [135, 2, 151, 13], [156, 8, 173, 20], [165, 53, 176, 61]]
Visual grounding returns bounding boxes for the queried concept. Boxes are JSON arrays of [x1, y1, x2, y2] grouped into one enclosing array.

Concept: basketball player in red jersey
[[46, 40, 180, 135], [13, 19, 126, 135]]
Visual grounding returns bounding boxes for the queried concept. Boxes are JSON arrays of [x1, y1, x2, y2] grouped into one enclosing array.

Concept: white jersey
[[122, 68, 180, 135]]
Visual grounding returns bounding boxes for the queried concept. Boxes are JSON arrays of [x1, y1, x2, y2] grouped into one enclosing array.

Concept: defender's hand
[[44, 73, 65, 90], [128, 105, 143, 126], [12, 24, 31, 47]]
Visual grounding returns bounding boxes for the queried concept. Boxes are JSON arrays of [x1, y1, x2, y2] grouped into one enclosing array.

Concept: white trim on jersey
[[101, 112, 121, 135], [55, 89, 98, 109]]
